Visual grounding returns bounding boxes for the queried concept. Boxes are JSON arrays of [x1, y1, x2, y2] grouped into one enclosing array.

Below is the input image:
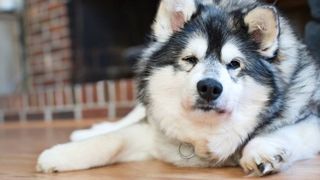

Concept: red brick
[[51, 28, 69, 41], [115, 81, 122, 102], [81, 84, 98, 104], [52, 67, 72, 76], [45, 79, 59, 86], [104, 82, 110, 102], [30, 48, 43, 56], [27, 0, 39, 6], [127, 80, 135, 101], [31, 69, 46, 76], [54, 88, 64, 106], [38, 91, 46, 107], [27, 112, 44, 121], [29, 94, 38, 108], [45, 89, 54, 106], [62, 79, 71, 85], [83, 108, 108, 119], [48, 2, 64, 11], [50, 6, 67, 19], [74, 85, 83, 104], [81, 85, 87, 104], [92, 84, 98, 103], [115, 106, 134, 117], [18, 96, 24, 110], [10, 95, 23, 110], [63, 87, 73, 105], [52, 111, 74, 120], [4, 113, 20, 122]]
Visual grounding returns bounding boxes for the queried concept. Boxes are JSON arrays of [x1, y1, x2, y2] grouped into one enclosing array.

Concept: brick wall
[[0, 1, 138, 123], [0, 79, 136, 123], [25, 0, 72, 89]]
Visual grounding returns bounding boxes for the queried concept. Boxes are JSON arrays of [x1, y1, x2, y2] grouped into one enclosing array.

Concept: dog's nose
[[197, 78, 223, 101]]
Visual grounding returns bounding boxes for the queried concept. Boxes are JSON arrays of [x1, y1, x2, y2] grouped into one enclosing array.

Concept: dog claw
[[257, 162, 274, 176], [257, 163, 265, 174]]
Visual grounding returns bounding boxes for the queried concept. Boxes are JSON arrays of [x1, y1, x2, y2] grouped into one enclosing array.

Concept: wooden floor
[[0, 121, 319, 180]]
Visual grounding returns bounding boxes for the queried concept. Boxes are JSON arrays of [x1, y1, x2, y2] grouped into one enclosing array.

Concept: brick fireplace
[[0, 0, 159, 122]]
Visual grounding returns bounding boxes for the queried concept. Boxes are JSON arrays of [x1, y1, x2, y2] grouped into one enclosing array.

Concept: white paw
[[240, 137, 290, 176], [36, 145, 73, 173]]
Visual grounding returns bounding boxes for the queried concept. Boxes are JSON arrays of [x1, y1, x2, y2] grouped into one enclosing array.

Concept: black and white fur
[[37, 0, 320, 176]]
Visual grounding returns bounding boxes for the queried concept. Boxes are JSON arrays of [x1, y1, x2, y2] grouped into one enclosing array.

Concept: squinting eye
[[227, 58, 242, 70], [182, 55, 198, 64]]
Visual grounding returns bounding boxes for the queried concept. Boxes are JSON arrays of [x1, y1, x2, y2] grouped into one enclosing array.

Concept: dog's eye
[[227, 58, 242, 70], [182, 56, 198, 64]]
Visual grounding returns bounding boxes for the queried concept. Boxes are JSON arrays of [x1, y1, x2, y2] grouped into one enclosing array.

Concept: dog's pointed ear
[[244, 6, 280, 58], [152, 0, 197, 42]]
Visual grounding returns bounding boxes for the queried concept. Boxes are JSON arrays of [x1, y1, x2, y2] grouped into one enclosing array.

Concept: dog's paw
[[240, 137, 290, 176], [36, 145, 71, 173]]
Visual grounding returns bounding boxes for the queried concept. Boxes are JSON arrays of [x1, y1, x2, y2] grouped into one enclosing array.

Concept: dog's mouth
[[194, 100, 230, 114], [195, 105, 227, 114]]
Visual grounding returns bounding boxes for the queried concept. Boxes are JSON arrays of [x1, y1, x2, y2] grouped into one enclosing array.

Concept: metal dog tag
[[179, 143, 195, 159]]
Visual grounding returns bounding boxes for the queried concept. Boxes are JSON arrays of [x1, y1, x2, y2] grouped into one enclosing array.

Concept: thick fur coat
[[37, 0, 320, 176]]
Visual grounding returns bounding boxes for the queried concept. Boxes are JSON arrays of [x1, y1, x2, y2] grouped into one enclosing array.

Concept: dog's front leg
[[70, 104, 146, 141], [240, 117, 320, 176], [37, 123, 155, 173]]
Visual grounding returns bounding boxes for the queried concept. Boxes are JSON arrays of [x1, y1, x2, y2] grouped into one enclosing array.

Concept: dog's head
[[138, 0, 281, 124]]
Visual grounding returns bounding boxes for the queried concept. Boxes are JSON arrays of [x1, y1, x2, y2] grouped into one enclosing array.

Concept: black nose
[[197, 78, 223, 101]]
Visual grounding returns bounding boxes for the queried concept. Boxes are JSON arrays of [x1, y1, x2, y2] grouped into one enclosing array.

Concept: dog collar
[[178, 143, 195, 159]]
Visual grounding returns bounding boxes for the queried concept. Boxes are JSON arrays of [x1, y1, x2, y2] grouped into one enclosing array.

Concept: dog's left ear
[[152, 0, 197, 42], [244, 6, 280, 58]]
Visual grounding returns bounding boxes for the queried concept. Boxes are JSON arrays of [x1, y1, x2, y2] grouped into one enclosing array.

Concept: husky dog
[[37, 0, 320, 176]]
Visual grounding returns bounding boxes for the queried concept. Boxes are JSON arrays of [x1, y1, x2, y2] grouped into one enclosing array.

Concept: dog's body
[[37, 0, 320, 176]]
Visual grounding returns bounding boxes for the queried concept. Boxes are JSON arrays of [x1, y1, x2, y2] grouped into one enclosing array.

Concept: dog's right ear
[[152, 0, 197, 42]]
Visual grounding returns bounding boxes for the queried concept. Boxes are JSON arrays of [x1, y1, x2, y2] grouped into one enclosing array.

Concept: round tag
[[179, 143, 195, 159]]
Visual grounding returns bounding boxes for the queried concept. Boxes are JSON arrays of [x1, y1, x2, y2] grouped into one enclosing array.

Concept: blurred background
[[0, 0, 319, 123]]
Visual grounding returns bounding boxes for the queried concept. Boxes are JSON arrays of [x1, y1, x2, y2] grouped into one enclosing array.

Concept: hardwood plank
[[0, 121, 319, 179]]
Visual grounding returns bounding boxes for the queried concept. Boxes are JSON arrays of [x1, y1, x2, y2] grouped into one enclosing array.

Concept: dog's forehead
[[185, 35, 243, 61], [221, 41, 244, 61], [183, 13, 243, 58], [184, 35, 208, 58], [195, 7, 235, 54]]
